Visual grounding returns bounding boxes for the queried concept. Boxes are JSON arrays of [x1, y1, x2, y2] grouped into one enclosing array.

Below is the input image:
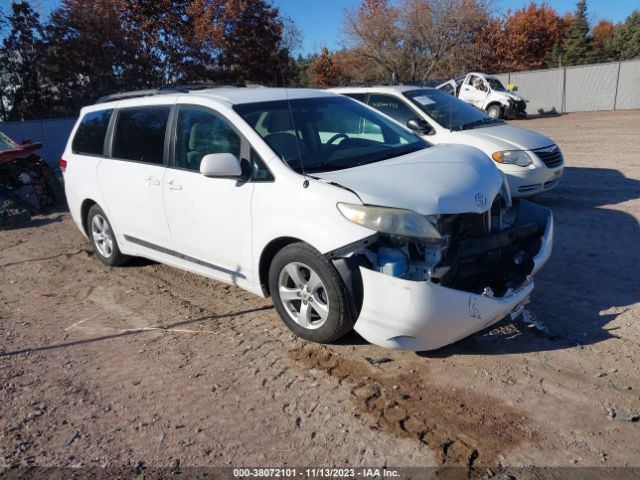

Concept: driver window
[[175, 106, 241, 171], [368, 94, 416, 128], [471, 76, 486, 92]]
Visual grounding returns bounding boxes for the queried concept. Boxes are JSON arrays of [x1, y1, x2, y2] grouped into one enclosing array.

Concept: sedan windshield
[[233, 96, 425, 173], [404, 89, 503, 131]]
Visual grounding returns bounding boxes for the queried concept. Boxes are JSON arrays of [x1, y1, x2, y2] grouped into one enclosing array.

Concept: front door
[[162, 104, 254, 283], [460, 75, 488, 108]]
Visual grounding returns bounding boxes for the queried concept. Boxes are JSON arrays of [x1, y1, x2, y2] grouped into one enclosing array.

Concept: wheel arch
[[258, 236, 306, 297], [80, 198, 99, 237]]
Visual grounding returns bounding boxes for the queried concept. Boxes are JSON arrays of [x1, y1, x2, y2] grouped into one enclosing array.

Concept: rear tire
[[87, 205, 128, 267], [487, 104, 502, 119], [269, 242, 354, 343]]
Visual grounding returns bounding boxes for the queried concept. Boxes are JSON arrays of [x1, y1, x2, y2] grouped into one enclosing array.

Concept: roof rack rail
[[95, 82, 247, 104]]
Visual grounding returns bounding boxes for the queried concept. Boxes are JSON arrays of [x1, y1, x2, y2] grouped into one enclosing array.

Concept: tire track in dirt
[[290, 344, 541, 473]]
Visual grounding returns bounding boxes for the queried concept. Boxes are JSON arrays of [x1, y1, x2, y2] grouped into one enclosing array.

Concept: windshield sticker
[[413, 95, 435, 106]]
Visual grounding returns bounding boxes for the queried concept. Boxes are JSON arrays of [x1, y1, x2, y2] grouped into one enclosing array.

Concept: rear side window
[[72, 109, 113, 155], [112, 106, 171, 164]]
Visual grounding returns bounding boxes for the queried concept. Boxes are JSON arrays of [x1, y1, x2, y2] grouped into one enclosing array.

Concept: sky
[[8, 0, 640, 55], [275, 0, 640, 54]]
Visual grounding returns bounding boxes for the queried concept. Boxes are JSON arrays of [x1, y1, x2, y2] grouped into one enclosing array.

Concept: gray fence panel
[[616, 60, 640, 110], [0, 117, 76, 167], [509, 69, 564, 115], [565, 63, 619, 112]]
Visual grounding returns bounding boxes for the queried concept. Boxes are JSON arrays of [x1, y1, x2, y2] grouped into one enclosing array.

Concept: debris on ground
[[0, 132, 64, 229], [520, 309, 550, 334], [615, 412, 640, 423], [363, 357, 393, 365]]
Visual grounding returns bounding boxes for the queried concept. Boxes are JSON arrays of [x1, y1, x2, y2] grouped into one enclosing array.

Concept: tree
[[559, 0, 593, 65], [342, 0, 491, 83], [342, 0, 404, 82], [38, 0, 297, 116], [0, 1, 49, 121], [607, 10, 640, 60], [479, 2, 567, 72], [591, 20, 616, 62], [401, 0, 490, 81], [308, 48, 340, 87], [43, 0, 158, 116], [221, 0, 292, 85]]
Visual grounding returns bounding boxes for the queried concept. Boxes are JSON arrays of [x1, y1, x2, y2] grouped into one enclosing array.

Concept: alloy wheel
[[278, 262, 330, 329], [91, 213, 114, 258]]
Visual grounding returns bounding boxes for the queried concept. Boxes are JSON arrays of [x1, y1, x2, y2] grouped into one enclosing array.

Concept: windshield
[[403, 89, 502, 131], [233, 96, 425, 173], [486, 78, 507, 92]]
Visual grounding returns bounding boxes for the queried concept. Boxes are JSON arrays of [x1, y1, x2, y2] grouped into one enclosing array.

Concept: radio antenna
[[276, 54, 308, 186]]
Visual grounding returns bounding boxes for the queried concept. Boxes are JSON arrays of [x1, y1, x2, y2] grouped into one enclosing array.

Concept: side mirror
[[200, 153, 243, 179], [407, 118, 433, 135]]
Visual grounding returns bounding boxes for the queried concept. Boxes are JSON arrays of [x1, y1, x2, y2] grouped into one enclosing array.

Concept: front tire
[[487, 104, 502, 119], [269, 242, 354, 343], [87, 205, 128, 267]]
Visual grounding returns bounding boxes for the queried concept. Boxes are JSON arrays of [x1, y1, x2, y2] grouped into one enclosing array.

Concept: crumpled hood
[[505, 91, 524, 102], [455, 124, 554, 152], [314, 144, 503, 215]]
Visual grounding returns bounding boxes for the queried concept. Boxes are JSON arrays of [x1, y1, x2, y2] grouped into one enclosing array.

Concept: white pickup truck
[[438, 72, 527, 119]]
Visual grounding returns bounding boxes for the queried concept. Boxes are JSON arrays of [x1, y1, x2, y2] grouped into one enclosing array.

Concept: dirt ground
[[1, 110, 639, 476]]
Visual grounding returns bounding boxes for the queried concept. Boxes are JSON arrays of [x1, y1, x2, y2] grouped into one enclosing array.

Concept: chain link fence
[[493, 59, 640, 115]]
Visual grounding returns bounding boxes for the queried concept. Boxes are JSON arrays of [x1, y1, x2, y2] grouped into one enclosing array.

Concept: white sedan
[[332, 86, 564, 197]]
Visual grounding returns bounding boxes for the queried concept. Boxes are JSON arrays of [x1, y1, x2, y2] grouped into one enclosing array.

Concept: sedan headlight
[[491, 150, 532, 167], [337, 203, 441, 242]]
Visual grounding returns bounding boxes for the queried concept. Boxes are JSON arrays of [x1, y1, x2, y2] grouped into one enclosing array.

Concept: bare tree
[[341, 0, 493, 83], [342, 0, 404, 82], [400, 0, 492, 81]]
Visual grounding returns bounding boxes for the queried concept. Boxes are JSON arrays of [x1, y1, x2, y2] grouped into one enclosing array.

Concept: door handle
[[165, 180, 182, 191], [144, 176, 160, 186]]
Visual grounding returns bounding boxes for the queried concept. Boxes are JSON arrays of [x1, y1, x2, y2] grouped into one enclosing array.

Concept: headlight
[[337, 203, 442, 242], [491, 150, 532, 167]]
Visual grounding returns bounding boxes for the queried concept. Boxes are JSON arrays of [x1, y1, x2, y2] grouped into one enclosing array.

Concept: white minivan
[[62, 86, 553, 351], [332, 86, 564, 197]]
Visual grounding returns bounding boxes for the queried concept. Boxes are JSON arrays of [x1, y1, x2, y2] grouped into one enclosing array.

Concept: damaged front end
[[329, 193, 553, 351]]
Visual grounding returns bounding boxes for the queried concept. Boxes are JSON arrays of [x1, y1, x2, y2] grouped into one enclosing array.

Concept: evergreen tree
[[0, 2, 49, 121], [560, 0, 593, 65], [608, 10, 640, 60]]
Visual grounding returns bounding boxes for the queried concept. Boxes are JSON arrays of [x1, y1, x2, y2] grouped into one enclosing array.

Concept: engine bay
[[330, 197, 550, 313]]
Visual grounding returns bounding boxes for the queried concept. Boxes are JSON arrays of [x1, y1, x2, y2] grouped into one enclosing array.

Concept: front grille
[[533, 145, 563, 169]]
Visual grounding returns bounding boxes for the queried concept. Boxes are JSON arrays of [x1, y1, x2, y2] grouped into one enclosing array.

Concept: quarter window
[[112, 106, 171, 164], [367, 94, 417, 128], [175, 107, 241, 171], [250, 149, 274, 182], [72, 109, 113, 156]]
